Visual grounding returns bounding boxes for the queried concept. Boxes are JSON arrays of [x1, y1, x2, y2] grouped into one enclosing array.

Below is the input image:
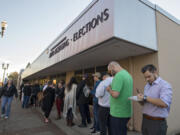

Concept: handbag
[[83, 85, 90, 97]]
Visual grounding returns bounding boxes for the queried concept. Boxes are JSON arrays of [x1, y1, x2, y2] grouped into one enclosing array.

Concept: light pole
[[0, 21, 8, 38], [2, 63, 9, 84]]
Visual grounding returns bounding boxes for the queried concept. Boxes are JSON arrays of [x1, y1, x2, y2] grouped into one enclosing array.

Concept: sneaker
[[95, 131, 100, 135], [90, 126, 94, 130], [90, 130, 100, 134], [1, 114, 5, 118], [4, 116, 8, 119]]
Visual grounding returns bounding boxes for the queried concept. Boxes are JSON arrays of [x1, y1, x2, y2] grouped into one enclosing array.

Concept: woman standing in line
[[55, 80, 65, 120], [42, 80, 55, 123], [63, 77, 77, 127]]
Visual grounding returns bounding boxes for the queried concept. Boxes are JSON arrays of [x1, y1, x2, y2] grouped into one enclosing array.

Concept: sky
[[0, 0, 180, 81]]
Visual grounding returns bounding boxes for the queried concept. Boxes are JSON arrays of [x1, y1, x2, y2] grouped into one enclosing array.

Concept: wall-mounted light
[[2, 62, 9, 84]]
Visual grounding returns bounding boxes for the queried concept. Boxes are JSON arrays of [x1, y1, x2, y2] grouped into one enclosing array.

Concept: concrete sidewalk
[[38, 105, 141, 135], [0, 100, 66, 135], [0, 99, 141, 135]]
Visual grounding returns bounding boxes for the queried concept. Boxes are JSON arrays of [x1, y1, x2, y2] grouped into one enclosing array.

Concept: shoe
[[90, 126, 94, 130], [44, 118, 49, 123], [95, 131, 100, 134], [90, 130, 100, 134], [4, 116, 8, 119], [90, 130, 96, 134], [78, 124, 87, 128], [1, 114, 5, 118], [69, 119, 75, 127]]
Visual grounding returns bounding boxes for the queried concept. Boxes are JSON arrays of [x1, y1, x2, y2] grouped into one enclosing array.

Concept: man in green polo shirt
[[107, 61, 133, 135]]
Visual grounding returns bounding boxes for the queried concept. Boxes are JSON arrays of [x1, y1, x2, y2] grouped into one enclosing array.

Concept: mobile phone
[[136, 88, 140, 94]]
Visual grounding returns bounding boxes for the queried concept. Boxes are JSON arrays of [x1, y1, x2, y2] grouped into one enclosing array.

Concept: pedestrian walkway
[[0, 99, 66, 135], [0, 99, 141, 135], [37, 104, 141, 135]]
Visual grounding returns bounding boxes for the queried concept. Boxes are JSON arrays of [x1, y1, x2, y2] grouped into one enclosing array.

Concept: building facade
[[21, 0, 180, 134]]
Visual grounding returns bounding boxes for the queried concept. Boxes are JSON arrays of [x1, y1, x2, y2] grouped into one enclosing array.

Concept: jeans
[[93, 102, 100, 131], [110, 115, 130, 135], [98, 106, 110, 135], [1, 96, 13, 117], [79, 103, 91, 125], [22, 96, 30, 108], [30, 94, 37, 106]]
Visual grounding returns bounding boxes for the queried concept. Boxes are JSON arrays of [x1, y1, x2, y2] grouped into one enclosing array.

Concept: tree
[[8, 72, 19, 86]]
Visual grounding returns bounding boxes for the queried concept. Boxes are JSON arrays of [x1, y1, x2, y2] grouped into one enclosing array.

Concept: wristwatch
[[143, 95, 147, 102]]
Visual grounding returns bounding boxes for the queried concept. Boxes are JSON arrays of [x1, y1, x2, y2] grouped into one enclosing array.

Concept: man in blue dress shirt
[[137, 64, 172, 135]]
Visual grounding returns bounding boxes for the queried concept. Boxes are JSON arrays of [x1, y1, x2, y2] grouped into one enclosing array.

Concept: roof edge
[[139, 0, 180, 25], [155, 5, 180, 25], [27, 0, 180, 69]]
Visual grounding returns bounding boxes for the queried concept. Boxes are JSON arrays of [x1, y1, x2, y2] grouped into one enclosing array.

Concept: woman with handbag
[[63, 77, 77, 126]]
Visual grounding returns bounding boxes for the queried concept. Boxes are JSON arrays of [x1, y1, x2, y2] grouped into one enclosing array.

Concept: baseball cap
[[92, 72, 101, 78]]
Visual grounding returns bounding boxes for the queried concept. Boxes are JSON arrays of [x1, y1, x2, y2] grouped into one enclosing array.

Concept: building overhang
[[23, 37, 154, 80]]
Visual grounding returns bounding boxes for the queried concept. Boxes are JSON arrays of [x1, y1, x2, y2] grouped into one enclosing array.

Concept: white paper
[[128, 96, 142, 101]]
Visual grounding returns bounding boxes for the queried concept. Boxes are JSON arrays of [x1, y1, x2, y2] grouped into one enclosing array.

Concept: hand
[[106, 86, 111, 92], [137, 93, 144, 101]]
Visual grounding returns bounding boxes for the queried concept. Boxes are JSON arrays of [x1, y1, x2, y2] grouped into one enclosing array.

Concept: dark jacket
[[76, 80, 89, 105], [0, 84, 18, 98], [23, 85, 31, 96], [90, 80, 101, 104], [31, 84, 40, 96], [55, 87, 65, 99], [42, 87, 55, 111]]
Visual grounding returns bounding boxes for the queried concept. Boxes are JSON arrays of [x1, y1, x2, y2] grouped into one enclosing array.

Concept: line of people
[[65, 61, 172, 135], [60, 61, 133, 135], [0, 61, 172, 135]]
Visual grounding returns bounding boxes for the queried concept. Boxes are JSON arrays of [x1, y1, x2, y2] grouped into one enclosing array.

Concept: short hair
[[108, 61, 120, 69], [101, 72, 110, 77], [141, 64, 157, 73], [48, 80, 53, 85]]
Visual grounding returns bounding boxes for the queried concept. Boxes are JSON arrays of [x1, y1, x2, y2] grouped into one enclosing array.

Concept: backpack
[[83, 85, 90, 97]]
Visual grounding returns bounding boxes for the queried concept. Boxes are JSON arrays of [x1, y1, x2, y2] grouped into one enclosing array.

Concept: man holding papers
[[137, 64, 172, 135]]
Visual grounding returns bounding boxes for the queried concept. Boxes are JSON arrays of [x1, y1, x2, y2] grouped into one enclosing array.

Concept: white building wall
[[114, 0, 157, 50]]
